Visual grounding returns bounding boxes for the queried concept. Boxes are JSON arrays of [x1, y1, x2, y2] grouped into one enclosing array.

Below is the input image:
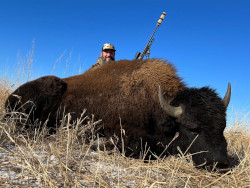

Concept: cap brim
[[102, 48, 116, 51]]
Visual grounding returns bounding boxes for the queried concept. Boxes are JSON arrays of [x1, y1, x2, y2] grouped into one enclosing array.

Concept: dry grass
[[0, 77, 249, 187], [0, 77, 12, 120]]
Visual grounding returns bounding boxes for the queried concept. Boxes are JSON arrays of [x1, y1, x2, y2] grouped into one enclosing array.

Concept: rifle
[[135, 12, 166, 60]]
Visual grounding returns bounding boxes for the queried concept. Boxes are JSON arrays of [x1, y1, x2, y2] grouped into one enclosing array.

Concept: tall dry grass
[[0, 48, 249, 187], [0, 77, 12, 119]]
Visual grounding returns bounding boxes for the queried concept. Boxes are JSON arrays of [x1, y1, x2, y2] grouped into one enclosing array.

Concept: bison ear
[[174, 111, 199, 129]]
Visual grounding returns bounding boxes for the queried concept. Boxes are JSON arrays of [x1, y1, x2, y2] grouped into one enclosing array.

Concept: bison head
[[158, 83, 231, 170]]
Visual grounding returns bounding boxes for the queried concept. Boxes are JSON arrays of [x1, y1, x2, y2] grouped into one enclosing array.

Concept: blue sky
[[0, 0, 249, 123]]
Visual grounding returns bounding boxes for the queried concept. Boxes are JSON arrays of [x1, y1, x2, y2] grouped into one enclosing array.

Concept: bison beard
[[4, 59, 231, 171]]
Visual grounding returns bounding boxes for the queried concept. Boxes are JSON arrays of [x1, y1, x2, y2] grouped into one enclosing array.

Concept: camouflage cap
[[102, 43, 116, 51]]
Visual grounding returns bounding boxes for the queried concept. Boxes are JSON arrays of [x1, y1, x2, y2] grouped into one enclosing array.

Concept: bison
[[5, 59, 231, 170]]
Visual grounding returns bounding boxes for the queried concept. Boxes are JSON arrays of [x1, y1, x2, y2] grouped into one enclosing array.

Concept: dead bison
[[5, 59, 231, 170]]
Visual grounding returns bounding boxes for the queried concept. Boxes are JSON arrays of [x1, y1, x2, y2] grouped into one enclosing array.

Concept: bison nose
[[216, 164, 231, 173], [204, 161, 230, 173], [210, 159, 230, 173], [215, 155, 230, 169], [216, 161, 229, 169]]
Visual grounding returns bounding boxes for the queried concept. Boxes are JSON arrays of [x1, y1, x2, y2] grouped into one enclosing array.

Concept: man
[[92, 43, 116, 68]]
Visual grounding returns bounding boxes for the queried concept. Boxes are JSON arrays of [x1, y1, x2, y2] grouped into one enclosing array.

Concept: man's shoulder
[[96, 57, 106, 65], [91, 57, 106, 68]]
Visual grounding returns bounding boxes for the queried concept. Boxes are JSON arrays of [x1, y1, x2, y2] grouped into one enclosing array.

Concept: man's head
[[101, 43, 116, 62]]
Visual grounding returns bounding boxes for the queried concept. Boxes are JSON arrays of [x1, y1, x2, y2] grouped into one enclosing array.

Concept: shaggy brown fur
[[62, 59, 184, 123]]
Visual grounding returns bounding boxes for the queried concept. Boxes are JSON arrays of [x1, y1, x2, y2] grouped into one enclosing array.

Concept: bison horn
[[223, 83, 231, 108], [158, 86, 183, 118]]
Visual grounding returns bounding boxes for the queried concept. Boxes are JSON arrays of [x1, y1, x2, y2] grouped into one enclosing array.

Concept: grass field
[[0, 64, 249, 187]]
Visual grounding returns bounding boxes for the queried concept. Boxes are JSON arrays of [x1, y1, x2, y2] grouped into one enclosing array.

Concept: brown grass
[[0, 76, 249, 187], [0, 77, 12, 119]]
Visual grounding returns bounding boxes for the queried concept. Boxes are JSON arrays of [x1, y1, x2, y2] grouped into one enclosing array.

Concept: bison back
[[62, 59, 185, 133]]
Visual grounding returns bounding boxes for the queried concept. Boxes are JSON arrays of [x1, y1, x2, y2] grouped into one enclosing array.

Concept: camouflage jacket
[[91, 57, 106, 68]]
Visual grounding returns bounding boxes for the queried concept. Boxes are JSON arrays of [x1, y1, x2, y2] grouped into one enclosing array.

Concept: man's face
[[101, 49, 115, 62]]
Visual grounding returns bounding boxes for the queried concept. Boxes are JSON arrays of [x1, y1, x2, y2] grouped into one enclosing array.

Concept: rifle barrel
[[138, 25, 158, 59], [137, 12, 166, 60]]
